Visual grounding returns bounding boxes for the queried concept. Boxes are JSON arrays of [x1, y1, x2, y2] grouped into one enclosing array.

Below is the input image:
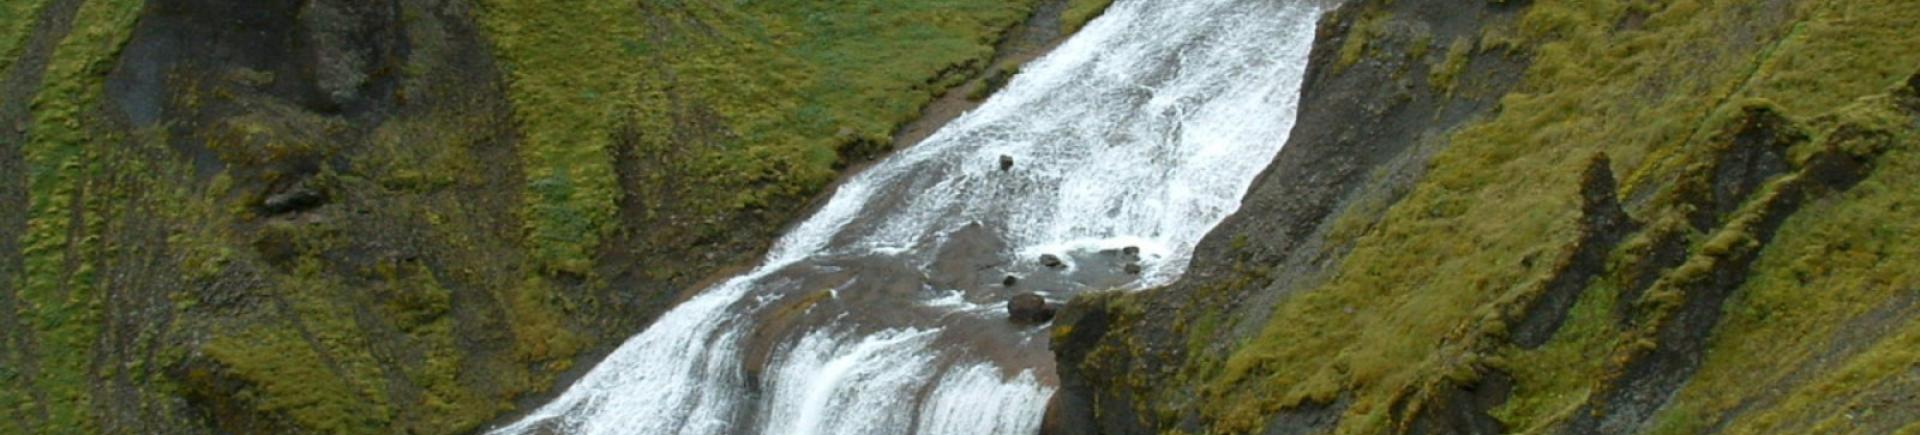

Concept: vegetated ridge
[[1048, 0, 1920, 433]]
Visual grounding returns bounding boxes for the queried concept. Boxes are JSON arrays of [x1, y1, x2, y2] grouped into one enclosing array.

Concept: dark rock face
[[1001, 154, 1016, 171], [1008, 293, 1056, 324]]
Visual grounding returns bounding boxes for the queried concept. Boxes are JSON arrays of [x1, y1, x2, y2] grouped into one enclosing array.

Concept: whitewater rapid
[[494, 0, 1322, 433]]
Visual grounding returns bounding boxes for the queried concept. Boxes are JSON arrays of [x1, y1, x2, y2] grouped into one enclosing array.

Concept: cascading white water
[[494, 0, 1322, 433]]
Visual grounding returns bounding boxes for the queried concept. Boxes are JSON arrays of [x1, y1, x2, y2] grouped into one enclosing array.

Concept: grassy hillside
[[478, 0, 1037, 275], [0, 0, 1073, 432], [1051, 0, 1920, 433]]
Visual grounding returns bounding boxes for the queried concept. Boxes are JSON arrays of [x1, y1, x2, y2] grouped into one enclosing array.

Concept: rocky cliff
[[1050, 0, 1920, 433], [0, 0, 1108, 432]]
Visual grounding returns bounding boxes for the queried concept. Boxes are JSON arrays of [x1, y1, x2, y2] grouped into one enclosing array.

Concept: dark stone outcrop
[[1045, 295, 1147, 435]]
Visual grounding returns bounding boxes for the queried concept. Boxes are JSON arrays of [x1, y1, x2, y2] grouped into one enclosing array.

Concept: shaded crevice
[[1681, 105, 1803, 232], [1900, 72, 1920, 112], [1510, 154, 1638, 348], [1608, 218, 1690, 329], [1259, 396, 1351, 435], [1397, 371, 1512, 435]]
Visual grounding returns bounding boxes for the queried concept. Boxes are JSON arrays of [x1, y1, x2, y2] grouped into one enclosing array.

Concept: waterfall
[[493, 0, 1322, 433]]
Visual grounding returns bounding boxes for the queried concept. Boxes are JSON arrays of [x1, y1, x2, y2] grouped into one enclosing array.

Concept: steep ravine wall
[[1050, 0, 1920, 433]]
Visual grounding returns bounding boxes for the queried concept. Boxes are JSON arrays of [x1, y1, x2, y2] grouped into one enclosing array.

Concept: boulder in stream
[[1007, 293, 1055, 324], [1039, 254, 1065, 269]]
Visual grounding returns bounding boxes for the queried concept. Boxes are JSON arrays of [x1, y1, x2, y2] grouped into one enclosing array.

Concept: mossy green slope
[[1051, 0, 1920, 433]]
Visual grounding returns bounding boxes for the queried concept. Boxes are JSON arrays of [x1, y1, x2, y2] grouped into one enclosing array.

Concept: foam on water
[[493, 0, 1321, 433]]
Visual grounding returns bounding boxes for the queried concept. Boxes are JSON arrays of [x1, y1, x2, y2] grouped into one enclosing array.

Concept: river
[[494, 0, 1321, 433]]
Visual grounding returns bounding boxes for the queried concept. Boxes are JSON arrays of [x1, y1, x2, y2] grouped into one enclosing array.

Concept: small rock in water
[[1007, 293, 1055, 324], [1122, 246, 1140, 256], [1038, 254, 1065, 269], [1003, 275, 1019, 287], [1124, 263, 1143, 275], [999, 155, 1015, 171]]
